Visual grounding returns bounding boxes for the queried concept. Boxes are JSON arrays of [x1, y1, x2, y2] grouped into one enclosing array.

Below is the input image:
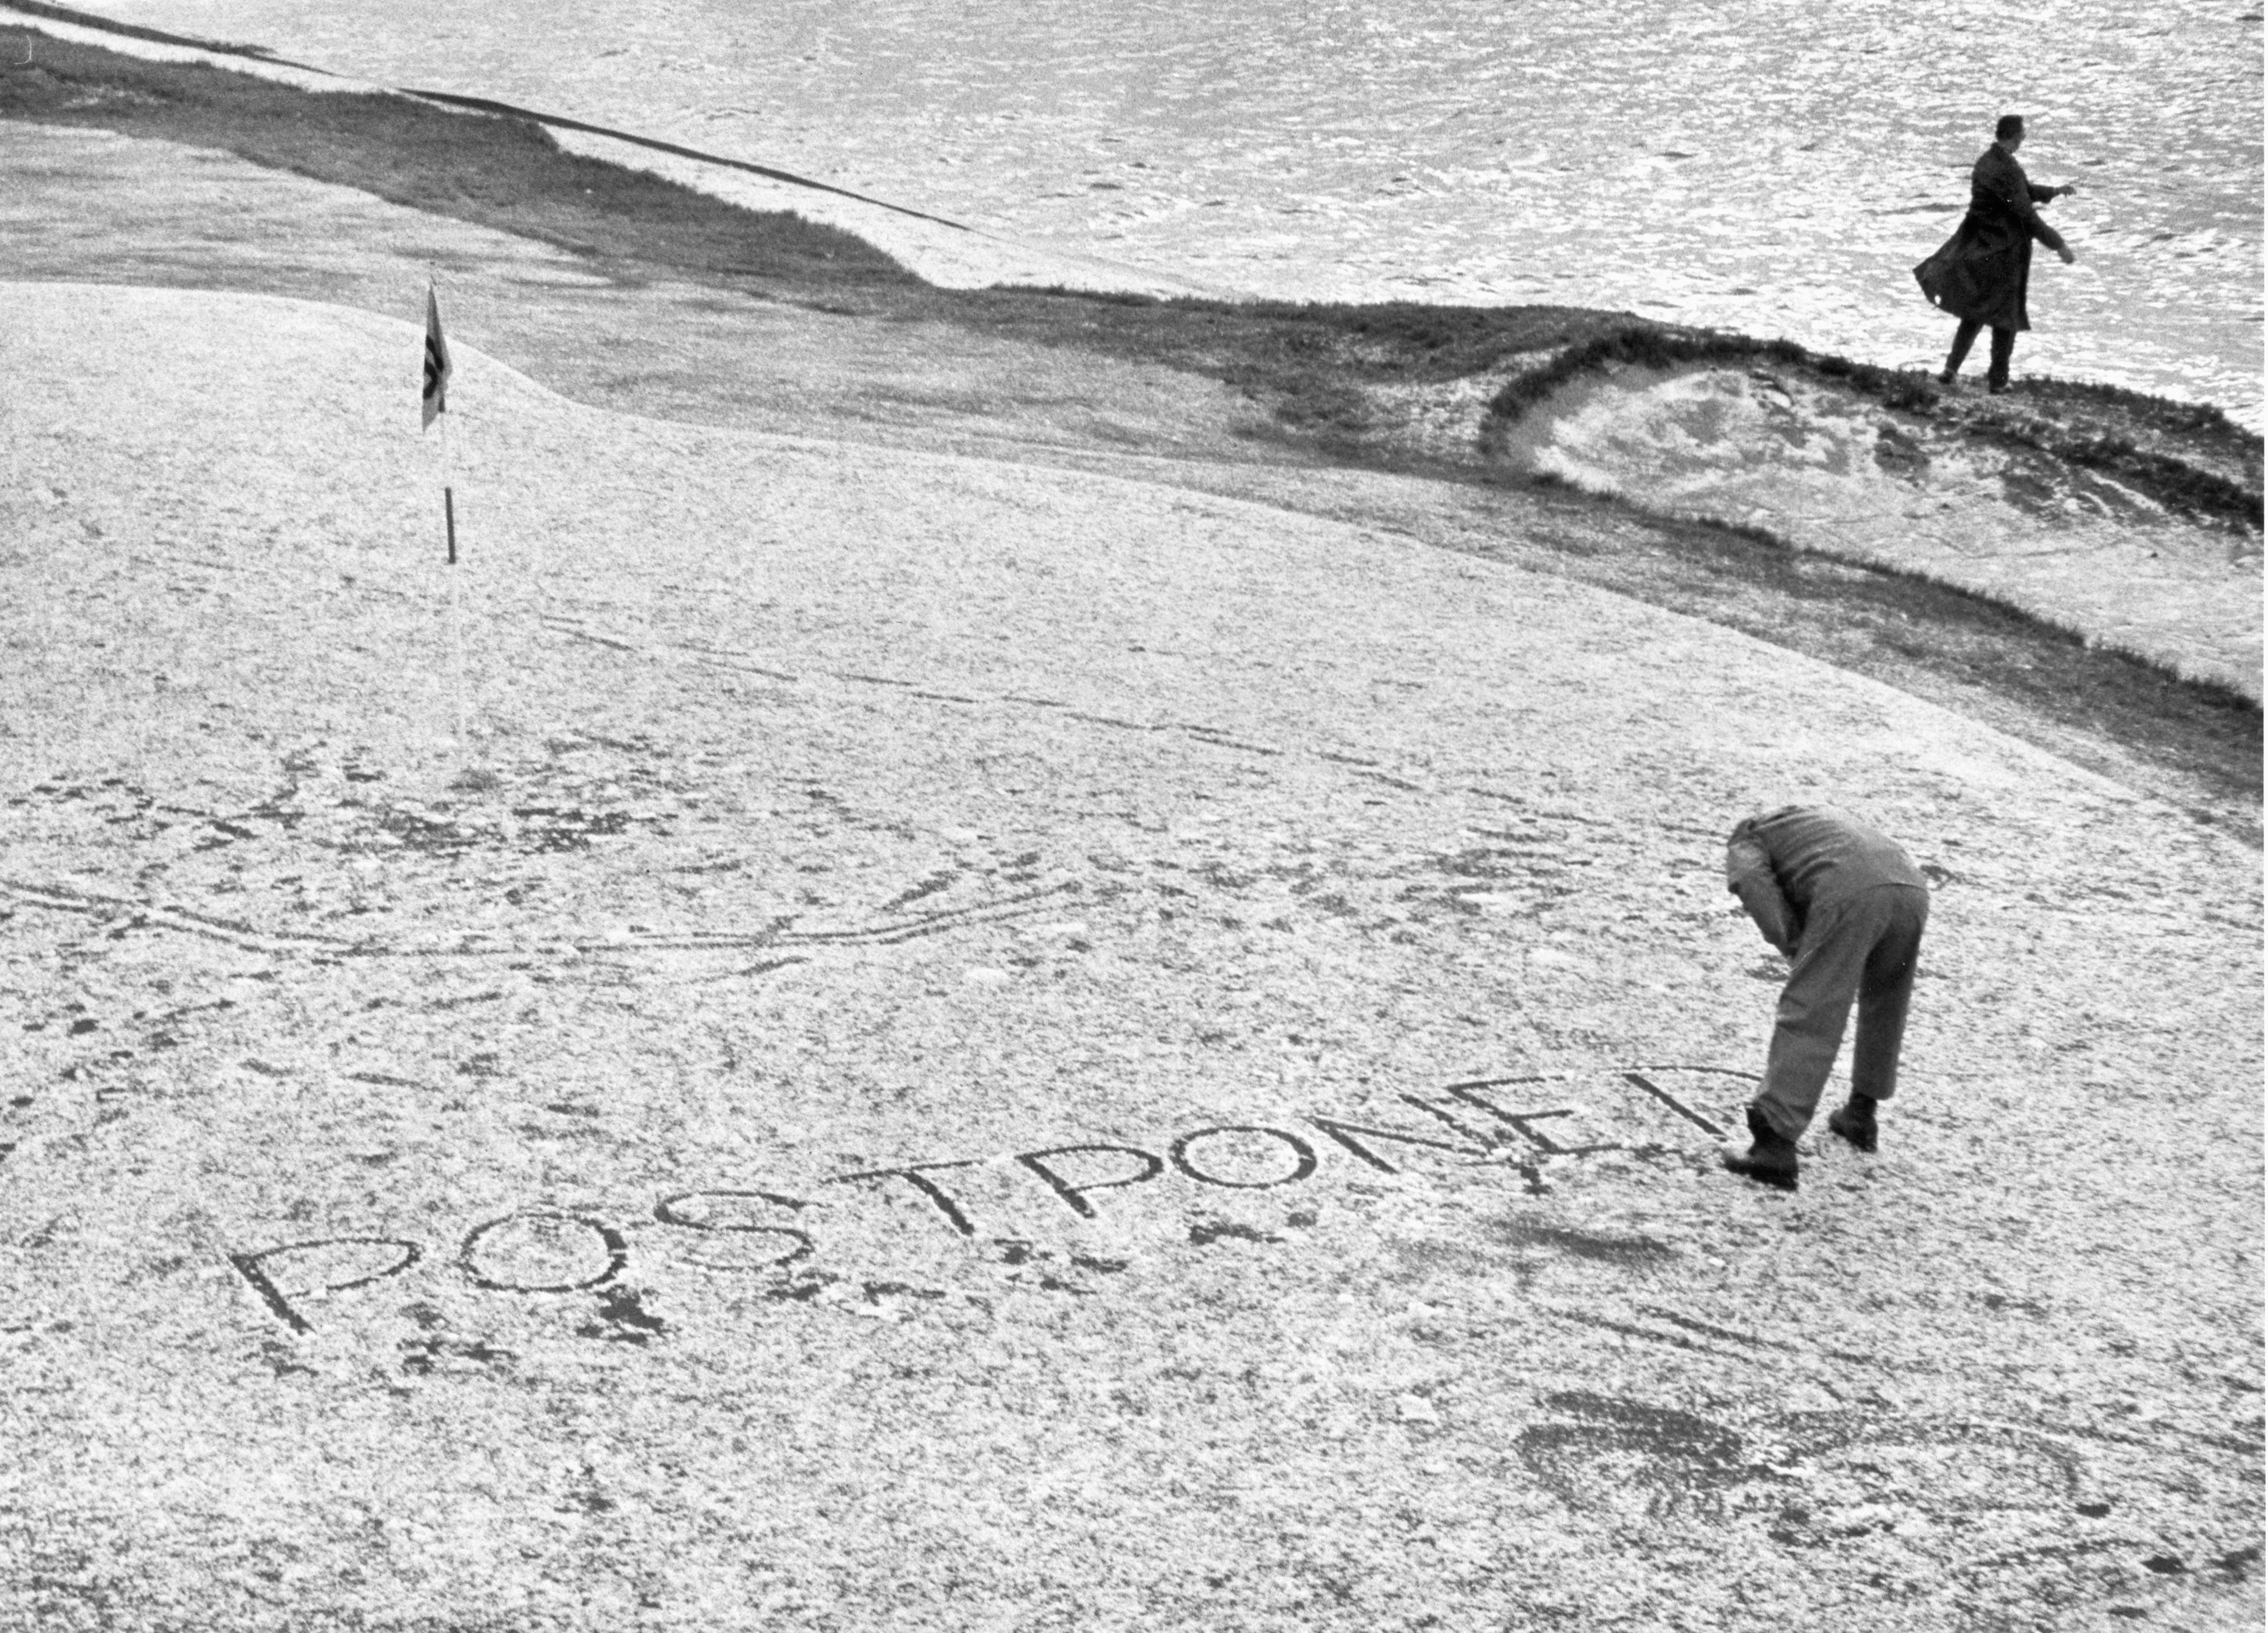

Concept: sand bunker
[[2, 284, 2258, 1630], [1490, 362, 2264, 699]]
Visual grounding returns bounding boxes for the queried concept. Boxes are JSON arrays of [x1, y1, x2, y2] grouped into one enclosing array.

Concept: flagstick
[[442, 407, 470, 756], [424, 274, 470, 762]]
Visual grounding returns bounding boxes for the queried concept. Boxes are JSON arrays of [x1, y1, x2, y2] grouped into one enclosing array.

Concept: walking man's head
[[1994, 113, 2025, 150]]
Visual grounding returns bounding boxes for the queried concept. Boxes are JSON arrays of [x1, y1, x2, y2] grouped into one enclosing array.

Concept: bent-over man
[[1720, 805, 1931, 1190]]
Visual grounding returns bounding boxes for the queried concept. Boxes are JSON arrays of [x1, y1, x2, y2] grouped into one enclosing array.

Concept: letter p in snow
[[1015, 1144, 1164, 1218], [229, 1237, 424, 1333]]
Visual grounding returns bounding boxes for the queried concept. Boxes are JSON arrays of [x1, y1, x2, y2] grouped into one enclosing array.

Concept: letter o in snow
[[1169, 1125, 1318, 1189], [457, 1211, 628, 1293]]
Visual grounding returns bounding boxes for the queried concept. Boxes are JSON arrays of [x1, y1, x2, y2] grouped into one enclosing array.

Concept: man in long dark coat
[[1915, 113, 2080, 392]]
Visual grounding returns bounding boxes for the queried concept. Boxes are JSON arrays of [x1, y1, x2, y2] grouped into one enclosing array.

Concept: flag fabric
[[421, 285, 452, 430]]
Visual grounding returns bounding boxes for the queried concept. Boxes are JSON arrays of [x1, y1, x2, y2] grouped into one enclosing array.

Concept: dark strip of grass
[[954, 291, 1638, 386], [0, 33, 916, 287], [0, 30, 1646, 386]]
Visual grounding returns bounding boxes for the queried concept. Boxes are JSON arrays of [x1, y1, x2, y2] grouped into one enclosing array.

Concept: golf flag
[[421, 284, 452, 430]]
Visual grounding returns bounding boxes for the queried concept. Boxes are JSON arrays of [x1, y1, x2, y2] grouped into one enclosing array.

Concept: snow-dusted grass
[[2, 282, 2259, 1631]]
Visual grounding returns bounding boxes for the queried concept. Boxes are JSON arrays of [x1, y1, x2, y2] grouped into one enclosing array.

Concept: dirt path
[[2, 278, 2259, 1631]]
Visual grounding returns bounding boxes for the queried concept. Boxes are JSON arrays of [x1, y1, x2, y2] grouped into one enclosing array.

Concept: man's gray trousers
[[1754, 883, 1931, 1140]]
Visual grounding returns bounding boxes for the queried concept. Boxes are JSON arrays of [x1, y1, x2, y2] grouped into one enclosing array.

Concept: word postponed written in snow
[[229, 1068, 1739, 1333]]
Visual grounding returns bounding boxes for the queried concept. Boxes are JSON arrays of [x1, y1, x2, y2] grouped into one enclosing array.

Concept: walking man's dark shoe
[[1720, 1106, 1799, 1190], [1827, 1095, 1880, 1154]]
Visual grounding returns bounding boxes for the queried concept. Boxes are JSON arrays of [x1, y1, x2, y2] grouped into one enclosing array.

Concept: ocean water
[[92, 0, 2265, 421]]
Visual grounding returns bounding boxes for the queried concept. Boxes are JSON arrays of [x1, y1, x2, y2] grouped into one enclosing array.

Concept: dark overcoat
[[1913, 145, 2067, 331]]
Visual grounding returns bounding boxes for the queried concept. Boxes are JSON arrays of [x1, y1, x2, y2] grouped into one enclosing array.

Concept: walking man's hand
[[2058, 243, 2077, 265]]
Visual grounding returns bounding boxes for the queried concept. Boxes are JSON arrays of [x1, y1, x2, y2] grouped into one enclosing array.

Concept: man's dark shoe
[[1720, 1107, 1799, 1190], [1827, 1098, 1880, 1154]]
